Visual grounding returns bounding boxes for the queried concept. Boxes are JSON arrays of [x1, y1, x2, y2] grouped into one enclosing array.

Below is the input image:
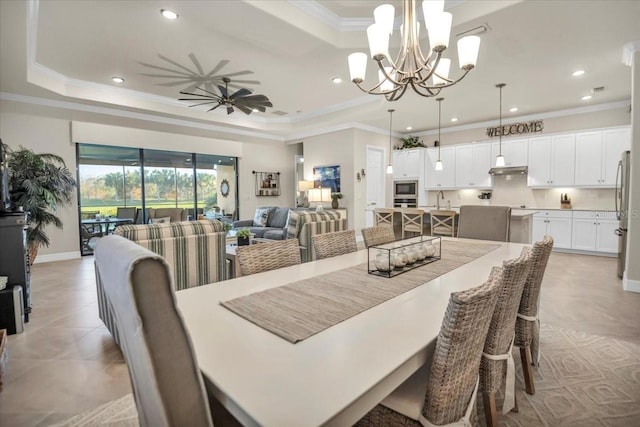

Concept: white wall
[[0, 99, 296, 260]]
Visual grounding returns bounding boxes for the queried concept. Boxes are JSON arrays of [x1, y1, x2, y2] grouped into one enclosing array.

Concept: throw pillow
[[269, 208, 290, 229], [253, 207, 270, 227], [151, 216, 171, 224]]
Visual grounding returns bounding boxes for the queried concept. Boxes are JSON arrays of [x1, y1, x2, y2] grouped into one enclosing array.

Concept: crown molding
[[0, 92, 285, 142], [414, 99, 632, 136], [285, 121, 400, 144]]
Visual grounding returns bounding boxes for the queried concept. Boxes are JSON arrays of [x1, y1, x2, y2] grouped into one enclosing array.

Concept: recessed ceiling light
[[218, 160, 222, 163], [509, 107, 518, 112], [581, 95, 592, 101], [406, 126, 413, 130], [450, 117, 458, 122], [252, 108, 259, 112], [331, 77, 342, 84], [161, 9, 178, 19], [572, 70, 585, 77], [111, 77, 124, 83]]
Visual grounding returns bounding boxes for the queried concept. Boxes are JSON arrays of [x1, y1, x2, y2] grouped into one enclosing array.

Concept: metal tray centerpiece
[[368, 235, 442, 278]]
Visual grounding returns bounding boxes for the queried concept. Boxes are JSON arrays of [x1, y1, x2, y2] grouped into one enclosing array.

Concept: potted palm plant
[[4, 144, 77, 264]]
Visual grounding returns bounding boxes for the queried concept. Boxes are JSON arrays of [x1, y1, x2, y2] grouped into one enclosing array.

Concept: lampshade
[[367, 24, 389, 60], [426, 12, 452, 50], [308, 188, 331, 203], [432, 58, 451, 86], [495, 155, 506, 167], [348, 52, 367, 82], [423, 0, 445, 29], [298, 180, 314, 192], [374, 4, 395, 35], [457, 35, 481, 70], [435, 160, 443, 171]]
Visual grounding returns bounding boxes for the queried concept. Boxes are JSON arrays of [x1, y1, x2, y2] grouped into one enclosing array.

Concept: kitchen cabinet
[[425, 147, 456, 190], [527, 134, 575, 187], [455, 143, 493, 189], [491, 138, 528, 166], [392, 148, 424, 180], [575, 128, 630, 187], [532, 210, 572, 249], [571, 211, 618, 253]]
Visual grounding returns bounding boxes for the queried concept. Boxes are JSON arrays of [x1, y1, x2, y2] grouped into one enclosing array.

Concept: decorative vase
[[423, 242, 436, 258], [405, 247, 418, 265], [331, 199, 339, 209]]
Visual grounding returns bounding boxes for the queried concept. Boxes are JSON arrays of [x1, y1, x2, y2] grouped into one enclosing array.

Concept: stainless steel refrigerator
[[615, 151, 631, 278]]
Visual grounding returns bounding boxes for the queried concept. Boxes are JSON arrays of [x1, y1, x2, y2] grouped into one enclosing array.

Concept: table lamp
[[308, 187, 331, 211], [297, 180, 314, 208]]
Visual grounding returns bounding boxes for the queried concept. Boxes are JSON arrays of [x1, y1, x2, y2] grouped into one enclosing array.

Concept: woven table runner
[[220, 240, 501, 343]]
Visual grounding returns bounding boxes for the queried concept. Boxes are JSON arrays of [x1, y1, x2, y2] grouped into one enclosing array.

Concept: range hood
[[488, 166, 528, 176]]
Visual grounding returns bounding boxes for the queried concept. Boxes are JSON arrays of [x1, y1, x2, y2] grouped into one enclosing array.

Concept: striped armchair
[[286, 210, 348, 262], [96, 219, 226, 344]]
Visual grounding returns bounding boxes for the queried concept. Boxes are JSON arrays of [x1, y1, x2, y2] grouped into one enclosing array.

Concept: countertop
[[391, 206, 537, 218]]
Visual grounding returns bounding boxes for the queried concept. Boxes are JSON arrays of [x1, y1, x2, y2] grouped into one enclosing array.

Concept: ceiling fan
[[178, 77, 272, 115]]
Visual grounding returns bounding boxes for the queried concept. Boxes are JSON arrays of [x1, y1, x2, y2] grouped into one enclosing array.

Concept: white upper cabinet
[[425, 147, 456, 190], [455, 143, 493, 188], [491, 138, 528, 166], [392, 148, 424, 180], [528, 134, 575, 187], [575, 127, 630, 187]]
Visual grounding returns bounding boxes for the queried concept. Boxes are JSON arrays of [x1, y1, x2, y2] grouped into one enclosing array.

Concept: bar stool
[[430, 210, 457, 237], [374, 208, 395, 227], [401, 209, 424, 239]]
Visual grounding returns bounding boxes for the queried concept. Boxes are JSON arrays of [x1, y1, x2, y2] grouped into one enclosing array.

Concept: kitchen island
[[381, 206, 537, 243]]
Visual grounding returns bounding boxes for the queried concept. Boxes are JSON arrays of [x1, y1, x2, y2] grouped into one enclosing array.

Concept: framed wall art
[[313, 165, 340, 192]]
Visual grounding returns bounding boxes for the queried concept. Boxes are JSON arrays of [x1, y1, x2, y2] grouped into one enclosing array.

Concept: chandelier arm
[[375, 60, 405, 86], [386, 84, 409, 101], [411, 50, 441, 86], [353, 79, 404, 98], [409, 81, 441, 98], [417, 68, 472, 90]]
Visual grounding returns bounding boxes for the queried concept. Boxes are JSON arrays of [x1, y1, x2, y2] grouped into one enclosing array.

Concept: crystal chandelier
[[347, 0, 481, 101]]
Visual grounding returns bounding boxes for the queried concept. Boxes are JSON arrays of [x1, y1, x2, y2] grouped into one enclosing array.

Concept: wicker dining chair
[[374, 208, 395, 227], [515, 235, 554, 395], [361, 226, 396, 248], [311, 229, 357, 260], [401, 209, 424, 239], [355, 267, 503, 427], [236, 239, 302, 276], [480, 247, 532, 427], [430, 210, 457, 237]]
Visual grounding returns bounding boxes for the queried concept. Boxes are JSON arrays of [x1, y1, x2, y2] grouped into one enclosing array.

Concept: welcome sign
[[486, 120, 544, 137]]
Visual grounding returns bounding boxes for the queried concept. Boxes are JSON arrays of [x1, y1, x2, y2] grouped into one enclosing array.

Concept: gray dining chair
[[361, 226, 396, 248], [94, 235, 214, 427], [515, 235, 554, 395], [457, 205, 511, 242], [480, 247, 532, 427], [311, 229, 357, 260], [236, 238, 301, 276], [355, 267, 503, 427]]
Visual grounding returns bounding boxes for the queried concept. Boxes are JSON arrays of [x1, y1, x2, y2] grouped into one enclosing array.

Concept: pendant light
[[435, 97, 444, 171], [495, 83, 506, 167], [386, 109, 395, 174]]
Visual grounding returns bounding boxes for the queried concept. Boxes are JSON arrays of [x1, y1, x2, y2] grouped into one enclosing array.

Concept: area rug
[[52, 325, 640, 426]]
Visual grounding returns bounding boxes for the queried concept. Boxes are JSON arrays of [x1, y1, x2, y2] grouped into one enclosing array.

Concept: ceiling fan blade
[[235, 104, 253, 115], [230, 88, 252, 99], [207, 104, 222, 112], [226, 105, 234, 115], [185, 101, 219, 108], [218, 85, 228, 99], [239, 94, 271, 103], [178, 91, 219, 99]]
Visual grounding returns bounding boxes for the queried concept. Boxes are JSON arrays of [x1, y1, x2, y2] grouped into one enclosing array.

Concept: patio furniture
[[311, 229, 357, 260], [361, 226, 396, 248], [235, 239, 301, 276]]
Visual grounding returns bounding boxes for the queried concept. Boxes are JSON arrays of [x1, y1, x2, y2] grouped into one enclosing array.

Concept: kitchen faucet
[[436, 190, 444, 209]]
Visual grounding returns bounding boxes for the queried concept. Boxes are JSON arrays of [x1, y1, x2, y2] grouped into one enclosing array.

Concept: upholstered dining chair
[[401, 208, 425, 239], [374, 208, 395, 227], [515, 235, 554, 395], [430, 210, 457, 237], [311, 229, 357, 260], [94, 235, 214, 427], [236, 238, 301, 276], [458, 205, 511, 242], [361, 226, 396, 248], [355, 267, 503, 427], [480, 247, 532, 427]]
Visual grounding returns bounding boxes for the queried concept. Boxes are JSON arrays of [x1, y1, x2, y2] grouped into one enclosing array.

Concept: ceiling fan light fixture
[[111, 77, 124, 83], [178, 76, 272, 115]]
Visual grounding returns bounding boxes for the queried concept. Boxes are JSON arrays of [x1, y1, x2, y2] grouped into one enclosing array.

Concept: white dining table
[[175, 238, 528, 427]]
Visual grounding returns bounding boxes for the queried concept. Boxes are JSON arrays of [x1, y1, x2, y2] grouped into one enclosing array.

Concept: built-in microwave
[[393, 180, 418, 198]]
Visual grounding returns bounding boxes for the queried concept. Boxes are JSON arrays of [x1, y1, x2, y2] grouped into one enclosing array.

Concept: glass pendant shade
[[457, 36, 481, 69], [374, 4, 395, 35], [386, 164, 393, 174], [379, 67, 396, 91], [348, 53, 367, 82], [367, 24, 390, 59], [426, 12, 452, 50], [435, 160, 443, 171], [422, 0, 445, 29], [495, 154, 506, 167], [432, 58, 451, 86]]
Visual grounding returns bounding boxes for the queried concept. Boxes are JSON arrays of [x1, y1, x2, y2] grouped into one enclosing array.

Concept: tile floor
[[1, 251, 639, 425]]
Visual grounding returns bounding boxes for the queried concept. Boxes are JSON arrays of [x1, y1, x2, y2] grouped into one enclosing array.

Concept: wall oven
[[393, 180, 418, 198]]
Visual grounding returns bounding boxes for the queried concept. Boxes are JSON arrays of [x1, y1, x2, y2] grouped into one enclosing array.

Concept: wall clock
[[220, 179, 230, 198]]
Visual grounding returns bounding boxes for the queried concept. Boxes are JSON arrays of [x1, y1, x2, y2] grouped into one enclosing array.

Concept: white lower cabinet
[[532, 211, 572, 249], [571, 211, 618, 253]]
